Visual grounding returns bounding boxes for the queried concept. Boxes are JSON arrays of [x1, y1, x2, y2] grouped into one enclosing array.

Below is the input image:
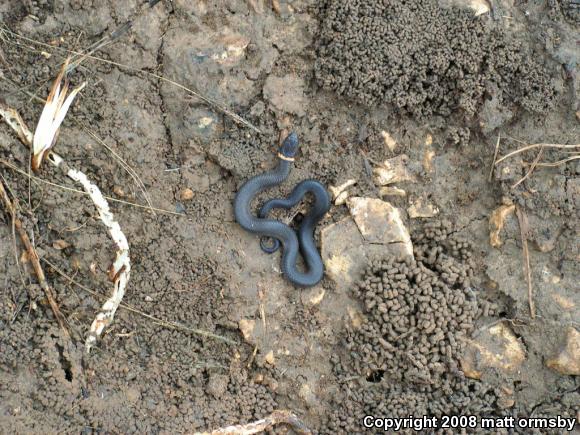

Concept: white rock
[[408, 198, 440, 218], [321, 198, 413, 290], [347, 197, 413, 250], [380, 130, 397, 152], [547, 327, 580, 375], [461, 322, 526, 380], [373, 154, 416, 186]]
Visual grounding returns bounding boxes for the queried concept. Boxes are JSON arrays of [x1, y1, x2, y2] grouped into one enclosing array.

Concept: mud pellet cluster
[[321, 221, 505, 433], [315, 0, 555, 120]]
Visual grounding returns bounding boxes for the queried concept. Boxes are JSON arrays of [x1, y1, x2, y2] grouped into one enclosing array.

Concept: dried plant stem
[[194, 410, 312, 435], [488, 134, 501, 182], [511, 146, 544, 189], [516, 206, 535, 319], [0, 180, 70, 337], [495, 143, 580, 165], [533, 156, 580, 167]]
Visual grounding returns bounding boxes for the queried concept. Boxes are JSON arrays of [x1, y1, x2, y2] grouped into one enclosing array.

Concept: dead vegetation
[[492, 137, 580, 188]]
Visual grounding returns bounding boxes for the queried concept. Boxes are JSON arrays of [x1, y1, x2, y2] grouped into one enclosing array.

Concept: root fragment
[[0, 180, 70, 338], [515, 206, 534, 319], [194, 410, 312, 435]]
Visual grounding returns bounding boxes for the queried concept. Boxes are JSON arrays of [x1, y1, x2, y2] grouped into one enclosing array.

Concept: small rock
[[329, 179, 357, 205], [440, 0, 491, 15], [144, 295, 153, 302], [373, 154, 416, 186], [408, 198, 440, 218], [380, 130, 397, 152], [206, 373, 229, 398], [301, 287, 325, 307], [347, 197, 411, 247], [264, 350, 275, 365], [423, 147, 435, 173], [546, 327, 580, 375], [461, 322, 526, 380], [212, 33, 250, 66], [495, 396, 515, 409], [347, 306, 365, 329], [321, 206, 413, 290], [52, 240, 70, 250], [113, 185, 125, 197], [179, 188, 194, 201], [379, 186, 406, 197], [321, 218, 364, 288], [489, 204, 515, 248], [238, 318, 255, 342]]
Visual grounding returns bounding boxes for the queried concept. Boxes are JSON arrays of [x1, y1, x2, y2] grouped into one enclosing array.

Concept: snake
[[233, 132, 331, 288]]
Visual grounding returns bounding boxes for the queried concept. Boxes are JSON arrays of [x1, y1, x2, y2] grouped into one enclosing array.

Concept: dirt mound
[[315, 0, 556, 120], [550, 0, 580, 23], [322, 221, 506, 432]]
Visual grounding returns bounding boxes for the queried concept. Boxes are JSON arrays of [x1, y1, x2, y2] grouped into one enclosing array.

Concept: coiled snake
[[233, 132, 330, 288]]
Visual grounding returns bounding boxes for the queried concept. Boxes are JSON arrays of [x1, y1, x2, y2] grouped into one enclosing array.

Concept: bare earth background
[[0, 0, 578, 433]]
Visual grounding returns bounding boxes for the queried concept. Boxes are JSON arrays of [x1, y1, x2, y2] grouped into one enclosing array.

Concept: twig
[[488, 134, 501, 182], [42, 258, 236, 345], [194, 410, 312, 435], [0, 180, 70, 337], [533, 156, 580, 167], [495, 143, 580, 165], [511, 145, 544, 188], [515, 206, 535, 319]]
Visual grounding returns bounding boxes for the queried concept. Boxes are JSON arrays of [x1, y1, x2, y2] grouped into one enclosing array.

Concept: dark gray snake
[[233, 132, 330, 288]]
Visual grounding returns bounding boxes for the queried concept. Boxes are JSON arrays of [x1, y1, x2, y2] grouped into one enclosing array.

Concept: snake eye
[[279, 132, 299, 158]]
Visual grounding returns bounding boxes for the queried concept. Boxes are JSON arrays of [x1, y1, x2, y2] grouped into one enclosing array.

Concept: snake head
[[279, 132, 299, 159]]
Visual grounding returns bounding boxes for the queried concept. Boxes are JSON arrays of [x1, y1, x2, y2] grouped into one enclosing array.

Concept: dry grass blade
[[495, 143, 580, 165], [516, 206, 535, 319], [42, 258, 236, 345], [57, 159, 131, 353], [511, 145, 544, 189], [534, 156, 580, 167], [0, 180, 70, 337], [488, 134, 501, 182], [194, 410, 312, 435], [32, 58, 86, 171]]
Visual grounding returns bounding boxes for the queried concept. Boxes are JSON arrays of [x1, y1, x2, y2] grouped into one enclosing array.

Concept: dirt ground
[[0, 0, 578, 433]]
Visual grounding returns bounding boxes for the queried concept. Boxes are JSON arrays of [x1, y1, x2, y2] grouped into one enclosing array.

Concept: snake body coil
[[233, 133, 330, 288]]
